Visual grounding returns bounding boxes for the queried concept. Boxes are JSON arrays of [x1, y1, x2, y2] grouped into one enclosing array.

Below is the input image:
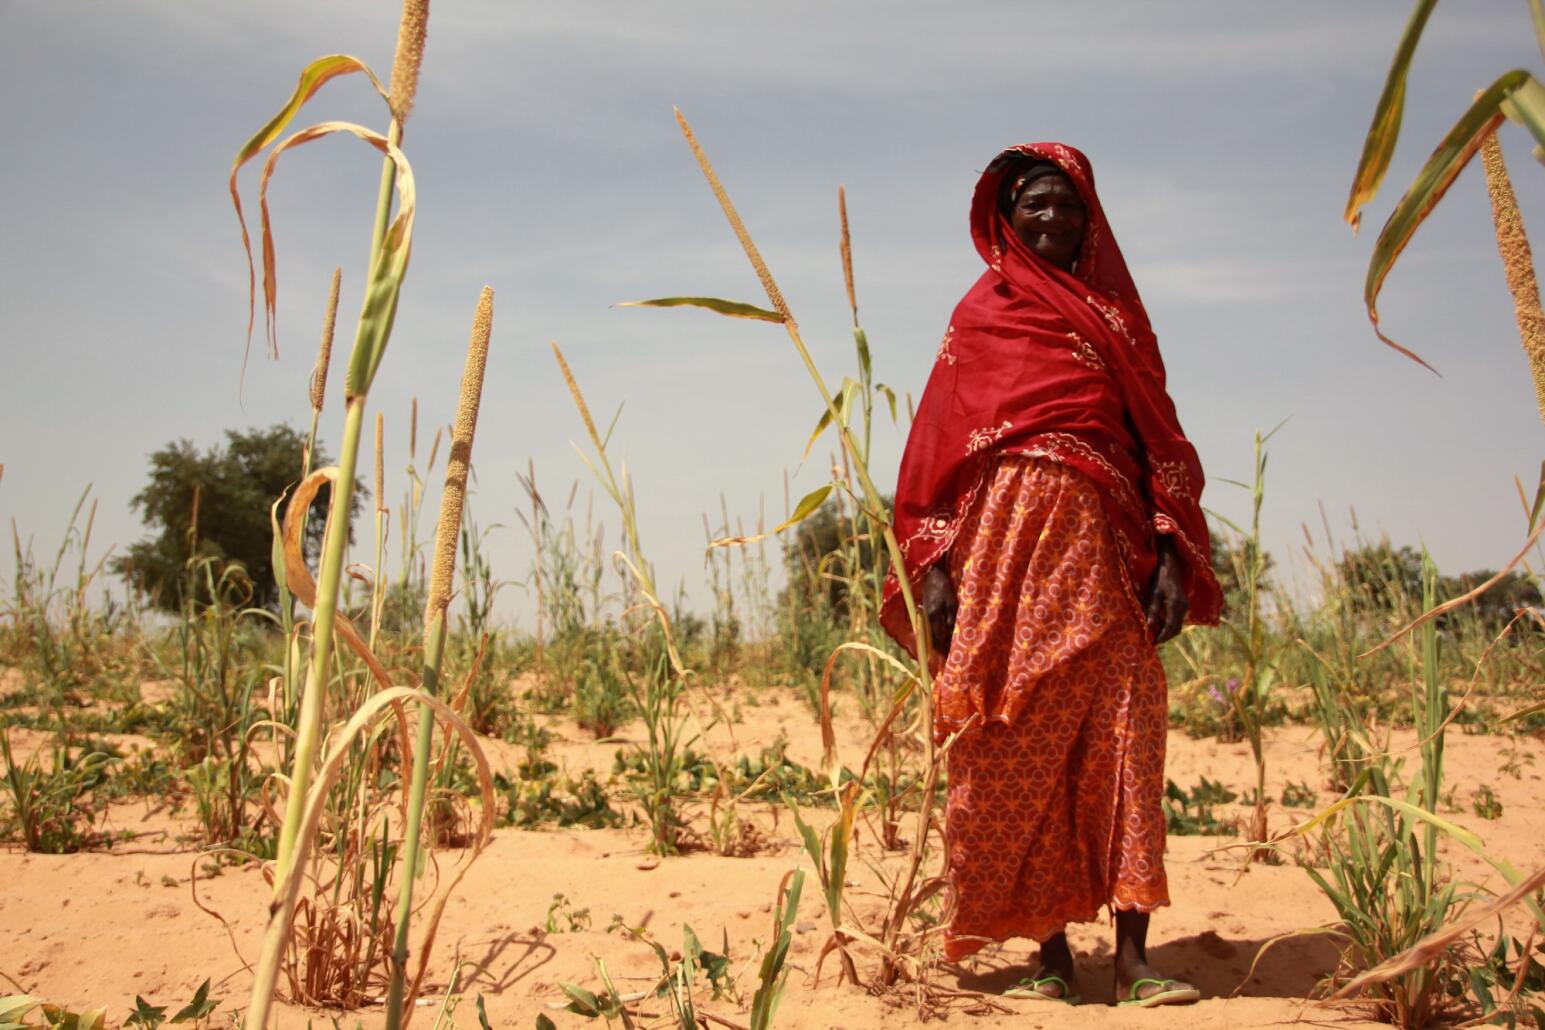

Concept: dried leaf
[[229, 55, 388, 369], [1362, 70, 1536, 370], [707, 483, 831, 550], [616, 296, 785, 322], [248, 121, 415, 399]]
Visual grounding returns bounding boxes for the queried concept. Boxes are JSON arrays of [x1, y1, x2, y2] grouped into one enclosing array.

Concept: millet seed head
[[1481, 130, 1545, 424], [374, 411, 386, 513], [424, 286, 493, 633], [390, 0, 429, 124], [309, 267, 341, 412]]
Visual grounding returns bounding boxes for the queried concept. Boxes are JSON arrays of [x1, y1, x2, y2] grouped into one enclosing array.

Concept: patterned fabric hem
[[1109, 895, 1172, 914]]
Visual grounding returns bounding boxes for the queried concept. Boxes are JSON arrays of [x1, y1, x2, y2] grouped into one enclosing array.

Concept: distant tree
[[1335, 540, 1426, 615], [1439, 568, 1542, 632], [113, 424, 361, 611], [782, 495, 890, 617], [1208, 528, 1276, 622]]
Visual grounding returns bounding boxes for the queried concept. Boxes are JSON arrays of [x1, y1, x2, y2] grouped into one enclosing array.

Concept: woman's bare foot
[[1015, 932, 1079, 1000], [1113, 910, 1198, 1006]]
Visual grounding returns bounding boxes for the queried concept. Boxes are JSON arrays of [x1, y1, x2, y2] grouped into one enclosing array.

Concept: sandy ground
[[2, 680, 1543, 1029]]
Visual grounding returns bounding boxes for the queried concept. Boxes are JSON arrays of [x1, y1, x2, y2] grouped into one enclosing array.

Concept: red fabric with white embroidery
[[879, 142, 1221, 660]]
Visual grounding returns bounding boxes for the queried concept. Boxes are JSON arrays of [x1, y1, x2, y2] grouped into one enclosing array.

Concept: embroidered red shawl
[[880, 142, 1222, 659]]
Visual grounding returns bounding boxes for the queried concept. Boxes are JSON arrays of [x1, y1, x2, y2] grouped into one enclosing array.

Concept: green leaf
[[1501, 75, 1545, 148], [126, 997, 167, 1030], [786, 796, 827, 883], [875, 382, 898, 423], [616, 296, 785, 323], [476, 995, 494, 1030], [852, 327, 872, 383], [750, 870, 804, 1030], [560, 983, 602, 1017], [235, 119, 417, 399], [230, 56, 387, 176], [706, 483, 832, 552], [826, 797, 855, 922], [534, 1016, 557, 1030], [839, 377, 861, 433], [682, 925, 703, 963], [698, 946, 731, 989], [1529, 461, 1545, 530], [1362, 69, 1536, 371], [592, 960, 633, 1028], [802, 395, 844, 460], [1504, 699, 1545, 723], [40, 1005, 107, 1030], [781, 866, 805, 928], [169, 980, 217, 1024], [1345, 0, 1439, 230], [0, 999, 40, 1026], [801, 378, 862, 460]]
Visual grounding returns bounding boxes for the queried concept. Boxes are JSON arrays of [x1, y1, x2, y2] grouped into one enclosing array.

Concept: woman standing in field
[[880, 142, 1222, 1007]]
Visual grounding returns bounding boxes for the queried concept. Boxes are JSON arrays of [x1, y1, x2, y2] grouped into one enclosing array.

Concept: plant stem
[[383, 612, 446, 1029], [274, 393, 366, 882], [385, 285, 491, 1029]]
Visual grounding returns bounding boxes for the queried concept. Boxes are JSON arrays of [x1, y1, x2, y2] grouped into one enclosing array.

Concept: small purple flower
[[1226, 677, 1241, 694], [1207, 685, 1225, 706]]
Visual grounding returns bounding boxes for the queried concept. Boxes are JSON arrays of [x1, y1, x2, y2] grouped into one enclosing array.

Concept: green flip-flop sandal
[[1116, 977, 1201, 1007], [1004, 974, 1082, 1004]]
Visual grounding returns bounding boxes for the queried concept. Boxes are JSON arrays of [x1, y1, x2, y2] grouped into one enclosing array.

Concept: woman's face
[[1009, 173, 1086, 272]]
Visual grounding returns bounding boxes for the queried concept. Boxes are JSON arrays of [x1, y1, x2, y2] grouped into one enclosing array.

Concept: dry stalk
[[674, 109, 793, 323], [673, 109, 942, 988], [1480, 128, 1545, 423], [371, 410, 388, 649], [384, 286, 493, 1030]]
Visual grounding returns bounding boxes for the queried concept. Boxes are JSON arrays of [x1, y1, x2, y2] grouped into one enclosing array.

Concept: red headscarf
[[880, 142, 1222, 658]]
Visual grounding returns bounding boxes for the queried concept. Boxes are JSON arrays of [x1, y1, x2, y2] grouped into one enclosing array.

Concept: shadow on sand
[[953, 928, 1341, 1008]]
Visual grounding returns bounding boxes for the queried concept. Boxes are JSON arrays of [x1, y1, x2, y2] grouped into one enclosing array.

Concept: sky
[[2, 0, 1543, 628]]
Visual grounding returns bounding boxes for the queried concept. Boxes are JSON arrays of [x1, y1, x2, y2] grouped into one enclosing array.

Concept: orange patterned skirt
[[936, 456, 1170, 961]]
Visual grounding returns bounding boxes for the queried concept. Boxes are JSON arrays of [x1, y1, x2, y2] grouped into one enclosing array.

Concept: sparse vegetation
[[5, 5, 1545, 1029]]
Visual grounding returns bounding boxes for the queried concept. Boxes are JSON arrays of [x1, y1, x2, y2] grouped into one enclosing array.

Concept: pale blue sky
[[2, 1, 1542, 624]]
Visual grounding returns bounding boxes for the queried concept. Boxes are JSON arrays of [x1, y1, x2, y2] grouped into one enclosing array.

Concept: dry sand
[[3, 683, 1542, 1029]]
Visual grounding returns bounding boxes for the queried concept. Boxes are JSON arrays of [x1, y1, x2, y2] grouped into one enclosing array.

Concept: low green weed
[[574, 646, 630, 740], [1281, 780, 1318, 810], [1289, 556, 1529, 1026], [544, 893, 592, 934], [559, 921, 742, 1027], [497, 768, 621, 830], [0, 730, 115, 852], [123, 979, 221, 1028], [1163, 777, 1238, 836], [750, 870, 804, 1030], [1471, 784, 1504, 820]]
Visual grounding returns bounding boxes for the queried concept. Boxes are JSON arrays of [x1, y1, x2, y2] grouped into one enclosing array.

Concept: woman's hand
[[1144, 537, 1188, 644], [920, 562, 958, 656]]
